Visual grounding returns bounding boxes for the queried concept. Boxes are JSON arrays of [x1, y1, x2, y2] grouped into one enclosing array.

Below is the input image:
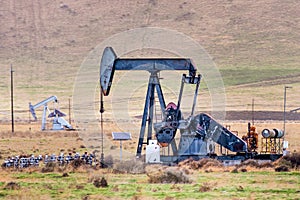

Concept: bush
[[113, 159, 145, 174], [62, 172, 69, 177], [283, 152, 300, 169], [41, 162, 56, 173], [258, 162, 274, 168], [240, 168, 247, 172], [275, 165, 290, 172], [70, 159, 85, 169], [199, 183, 211, 192], [237, 159, 276, 170], [147, 167, 191, 184], [231, 168, 238, 173], [88, 175, 108, 188], [103, 155, 114, 168], [239, 159, 259, 168], [93, 177, 108, 188], [179, 158, 222, 170], [4, 182, 20, 190]]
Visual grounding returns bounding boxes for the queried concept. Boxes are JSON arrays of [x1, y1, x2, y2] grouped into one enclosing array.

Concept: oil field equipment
[[146, 140, 160, 163], [2, 152, 95, 169], [260, 128, 285, 154], [242, 122, 259, 153], [100, 47, 283, 163], [112, 132, 132, 161], [29, 96, 73, 131]]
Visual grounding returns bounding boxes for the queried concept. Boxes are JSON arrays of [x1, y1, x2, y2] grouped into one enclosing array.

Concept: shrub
[[103, 155, 114, 168], [235, 159, 277, 170], [93, 177, 108, 188], [283, 152, 300, 169], [4, 182, 20, 190], [275, 165, 290, 172], [178, 157, 194, 167], [70, 159, 85, 169], [239, 159, 259, 168], [41, 162, 56, 173], [202, 159, 223, 168], [62, 172, 69, 177], [199, 183, 211, 192], [240, 168, 247, 172], [231, 168, 238, 173], [179, 158, 222, 170], [258, 162, 274, 168], [113, 159, 145, 174], [147, 167, 191, 184], [88, 174, 108, 188], [273, 157, 292, 170]]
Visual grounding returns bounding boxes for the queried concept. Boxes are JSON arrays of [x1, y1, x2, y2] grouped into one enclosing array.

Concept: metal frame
[[136, 70, 166, 157], [100, 47, 199, 158]]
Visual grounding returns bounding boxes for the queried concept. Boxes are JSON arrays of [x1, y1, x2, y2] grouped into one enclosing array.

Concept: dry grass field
[[0, 121, 299, 161], [0, 0, 299, 199]]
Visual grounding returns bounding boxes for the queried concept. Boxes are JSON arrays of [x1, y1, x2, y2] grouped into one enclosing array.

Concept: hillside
[[0, 0, 299, 122]]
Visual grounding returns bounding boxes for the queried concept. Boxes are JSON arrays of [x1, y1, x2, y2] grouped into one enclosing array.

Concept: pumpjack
[[29, 96, 73, 131], [99, 47, 280, 163]]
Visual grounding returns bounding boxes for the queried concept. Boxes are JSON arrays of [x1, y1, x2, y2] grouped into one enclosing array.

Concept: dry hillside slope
[[0, 0, 299, 121]]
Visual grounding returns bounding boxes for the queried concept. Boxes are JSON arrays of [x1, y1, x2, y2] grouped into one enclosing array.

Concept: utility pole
[[68, 98, 71, 124], [283, 86, 292, 137], [100, 91, 105, 167], [10, 64, 14, 133], [252, 98, 255, 125]]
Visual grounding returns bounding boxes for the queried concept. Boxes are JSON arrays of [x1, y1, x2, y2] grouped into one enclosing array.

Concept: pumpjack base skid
[[159, 153, 283, 165]]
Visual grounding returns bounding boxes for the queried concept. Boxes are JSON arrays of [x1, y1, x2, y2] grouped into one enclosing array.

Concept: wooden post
[[10, 64, 14, 133]]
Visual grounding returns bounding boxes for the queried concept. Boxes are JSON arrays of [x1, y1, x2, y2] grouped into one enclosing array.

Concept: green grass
[[219, 65, 300, 86], [0, 170, 299, 199]]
